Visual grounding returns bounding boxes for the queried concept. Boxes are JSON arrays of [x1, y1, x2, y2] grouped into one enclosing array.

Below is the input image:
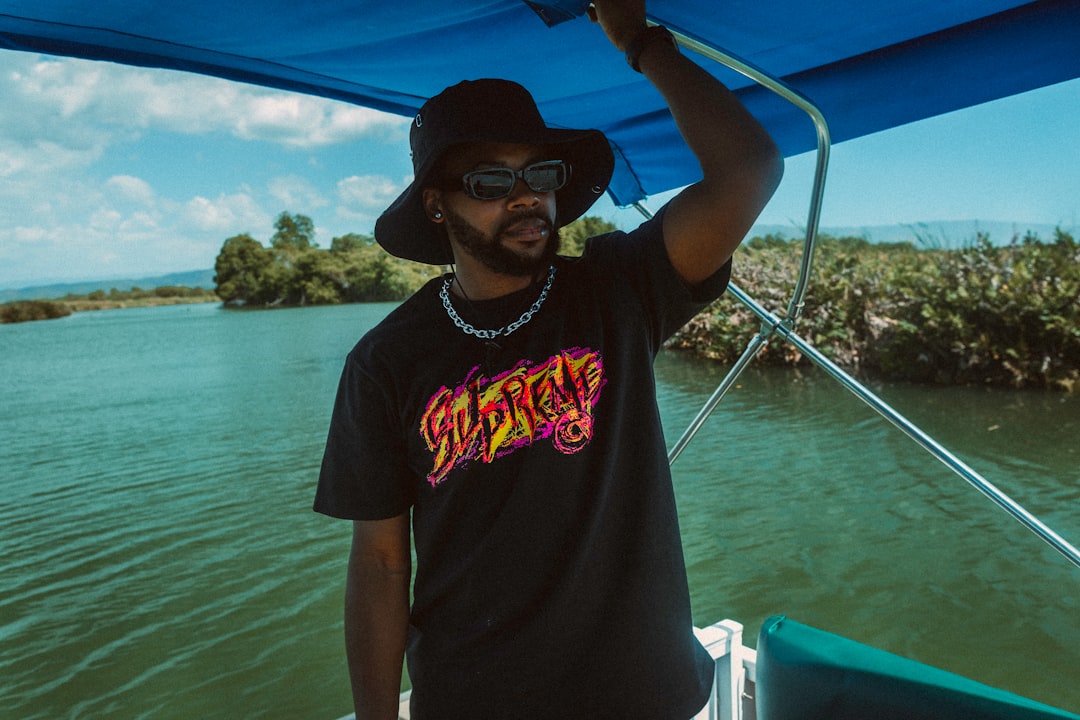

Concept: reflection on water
[[1, 304, 1077, 718]]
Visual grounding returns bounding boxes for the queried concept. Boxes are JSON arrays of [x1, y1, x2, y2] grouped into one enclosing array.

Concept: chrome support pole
[[666, 326, 771, 465], [637, 201, 776, 466], [631, 200, 654, 221], [657, 19, 831, 322], [648, 17, 833, 459]]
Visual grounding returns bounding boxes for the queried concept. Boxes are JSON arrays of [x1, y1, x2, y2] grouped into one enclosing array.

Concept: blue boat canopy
[[1, 0, 1078, 206]]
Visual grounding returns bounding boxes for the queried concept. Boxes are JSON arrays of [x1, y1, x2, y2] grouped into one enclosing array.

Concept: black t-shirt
[[315, 210, 731, 719]]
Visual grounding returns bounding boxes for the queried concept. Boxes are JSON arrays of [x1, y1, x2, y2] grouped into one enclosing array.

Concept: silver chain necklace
[[439, 265, 556, 340]]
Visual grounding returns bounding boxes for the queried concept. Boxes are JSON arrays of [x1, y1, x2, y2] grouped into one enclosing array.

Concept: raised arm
[[590, 0, 784, 285], [344, 514, 411, 720]]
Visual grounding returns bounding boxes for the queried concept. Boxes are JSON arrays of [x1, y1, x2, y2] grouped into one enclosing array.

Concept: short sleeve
[[582, 206, 732, 346], [313, 349, 415, 520]]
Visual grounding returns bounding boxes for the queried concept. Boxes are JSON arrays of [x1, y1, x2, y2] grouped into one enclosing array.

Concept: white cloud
[[225, 94, 409, 148], [6, 54, 408, 149], [89, 207, 124, 231], [0, 137, 105, 181], [119, 211, 162, 235], [183, 193, 268, 234], [1, 53, 408, 186], [106, 175, 156, 205], [269, 175, 329, 210], [335, 174, 405, 224], [308, 105, 408, 147], [0, 52, 413, 285]]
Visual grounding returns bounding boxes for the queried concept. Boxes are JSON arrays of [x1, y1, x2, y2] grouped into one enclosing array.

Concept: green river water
[[2, 302, 1077, 718]]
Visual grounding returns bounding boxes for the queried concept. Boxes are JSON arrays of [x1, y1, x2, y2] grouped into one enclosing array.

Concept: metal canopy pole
[[656, 18, 830, 462], [651, 20, 1080, 571], [660, 21, 831, 322]]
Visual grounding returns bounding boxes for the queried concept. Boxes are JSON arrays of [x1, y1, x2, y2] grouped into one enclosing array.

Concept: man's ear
[[422, 188, 444, 222]]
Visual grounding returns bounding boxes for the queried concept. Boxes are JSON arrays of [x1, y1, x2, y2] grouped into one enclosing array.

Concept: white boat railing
[[652, 19, 1080, 572], [692, 620, 758, 720]]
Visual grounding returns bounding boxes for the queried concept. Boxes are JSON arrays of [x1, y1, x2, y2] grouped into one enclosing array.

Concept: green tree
[[331, 233, 372, 254], [342, 244, 415, 301], [270, 212, 316, 250], [214, 233, 272, 305], [290, 249, 341, 305], [264, 212, 321, 304], [214, 212, 441, 308], [560, 216, 617, 257]]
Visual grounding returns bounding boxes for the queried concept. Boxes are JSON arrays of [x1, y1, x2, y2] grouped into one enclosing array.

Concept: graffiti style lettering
[[420, 347, 605, 486]]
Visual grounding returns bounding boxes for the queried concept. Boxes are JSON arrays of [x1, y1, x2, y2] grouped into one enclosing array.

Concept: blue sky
[[0, 49, 1077, 288]]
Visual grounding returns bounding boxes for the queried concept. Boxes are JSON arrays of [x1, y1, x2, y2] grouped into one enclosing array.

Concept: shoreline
[[60, 295, 220, 313], [2, 294, 220, 324]]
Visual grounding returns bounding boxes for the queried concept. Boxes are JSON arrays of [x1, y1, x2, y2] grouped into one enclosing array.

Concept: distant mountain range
[[2, 220, 1071, 303]]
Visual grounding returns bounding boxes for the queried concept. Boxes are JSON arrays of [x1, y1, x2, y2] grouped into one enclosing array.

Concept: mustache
[[496, 209, 554, 236]]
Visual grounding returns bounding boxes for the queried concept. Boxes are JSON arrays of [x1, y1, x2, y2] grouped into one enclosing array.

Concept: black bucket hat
[[374, 79, 615, 265]]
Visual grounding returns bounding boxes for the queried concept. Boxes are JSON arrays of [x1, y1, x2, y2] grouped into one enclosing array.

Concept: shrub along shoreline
[[1, 286, 219, 324], [667, 228, 1080, 392]]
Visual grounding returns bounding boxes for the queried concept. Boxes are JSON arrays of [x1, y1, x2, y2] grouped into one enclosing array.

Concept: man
[[314, 1, 783, 717]]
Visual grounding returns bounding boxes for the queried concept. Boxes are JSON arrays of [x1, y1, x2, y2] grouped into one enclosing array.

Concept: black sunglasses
[[442, 160, 570, 200]]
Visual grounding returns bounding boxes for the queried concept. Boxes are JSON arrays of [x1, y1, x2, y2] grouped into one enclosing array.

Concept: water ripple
[[2, 306, 1078, 717]]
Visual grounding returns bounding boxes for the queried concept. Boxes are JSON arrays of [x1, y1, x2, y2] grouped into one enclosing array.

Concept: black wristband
[[625, 25, 677, 73]]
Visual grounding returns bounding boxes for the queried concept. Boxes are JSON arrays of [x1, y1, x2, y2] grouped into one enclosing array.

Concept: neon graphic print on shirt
[[420, 347, 606, 487]]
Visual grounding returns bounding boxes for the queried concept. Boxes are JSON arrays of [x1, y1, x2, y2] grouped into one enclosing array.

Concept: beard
[[444, 207, 560, 277]]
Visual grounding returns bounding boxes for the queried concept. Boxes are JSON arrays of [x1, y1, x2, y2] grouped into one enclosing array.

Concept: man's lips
[[502, 217, 550, 242]]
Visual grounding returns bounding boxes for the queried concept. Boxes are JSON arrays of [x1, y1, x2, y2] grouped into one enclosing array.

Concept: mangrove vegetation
[[669, 228, 1079, 391]]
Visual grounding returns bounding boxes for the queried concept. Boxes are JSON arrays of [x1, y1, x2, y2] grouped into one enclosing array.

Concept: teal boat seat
[[755, 615, 1080, 720]]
